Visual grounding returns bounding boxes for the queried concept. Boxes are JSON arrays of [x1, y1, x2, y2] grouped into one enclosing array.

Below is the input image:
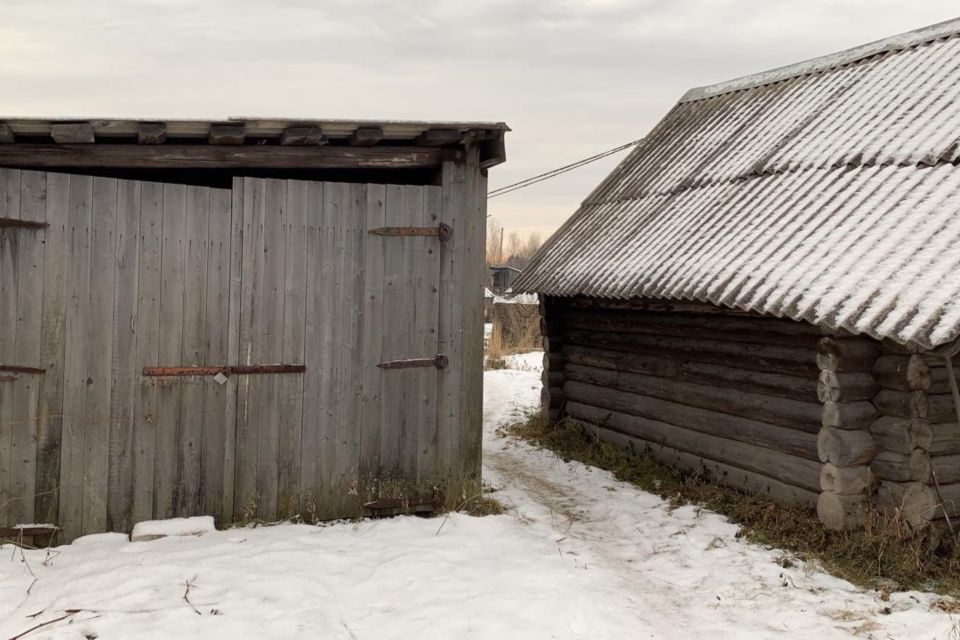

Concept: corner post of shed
[[815, 336, 880, 530], [436, 145, 486, 506], [539, 296, 565, 423]]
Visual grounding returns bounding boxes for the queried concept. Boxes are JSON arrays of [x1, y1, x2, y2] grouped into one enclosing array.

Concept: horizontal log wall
[[542, 297, 840, 507], [918, 354, 960, 525]]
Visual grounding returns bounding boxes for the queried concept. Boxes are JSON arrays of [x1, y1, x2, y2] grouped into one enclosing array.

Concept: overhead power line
[[487, 137, 643, 199]]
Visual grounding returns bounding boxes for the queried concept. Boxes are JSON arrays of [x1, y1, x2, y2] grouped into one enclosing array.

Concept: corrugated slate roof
[[513, 18, 960, 349]]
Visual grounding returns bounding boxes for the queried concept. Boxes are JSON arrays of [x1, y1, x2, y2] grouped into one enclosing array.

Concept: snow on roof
[[514, 20, 960, 349]]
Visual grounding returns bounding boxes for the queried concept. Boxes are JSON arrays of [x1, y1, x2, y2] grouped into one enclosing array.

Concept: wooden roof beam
[[0, 144, 444, 170], [138, 122, 167, 145], [350, 127, 384, 146], [208, 123, 246, 145], [417, 129, 463, 146], [51, 123, 95, 144], [0, 124, 13, 144], [280, 126, 326, 146]]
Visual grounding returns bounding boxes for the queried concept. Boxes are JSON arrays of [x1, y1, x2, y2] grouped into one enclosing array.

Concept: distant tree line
[[485, 216, 543, 269]]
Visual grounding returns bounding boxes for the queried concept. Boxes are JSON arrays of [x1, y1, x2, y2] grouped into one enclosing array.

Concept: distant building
[[489, 265, 522, 294]]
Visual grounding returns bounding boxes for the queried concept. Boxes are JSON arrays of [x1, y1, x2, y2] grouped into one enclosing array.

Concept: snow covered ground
[[1, 354, 957, 638]]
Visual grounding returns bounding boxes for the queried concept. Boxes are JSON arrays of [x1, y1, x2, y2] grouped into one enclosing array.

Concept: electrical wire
[[487, 137, 643, 199]]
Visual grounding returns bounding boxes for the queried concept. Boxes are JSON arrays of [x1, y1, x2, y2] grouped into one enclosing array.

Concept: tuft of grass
[[460, 494, 507, 517], [507, 412, 960, 597], [484, 356, 508, 370]]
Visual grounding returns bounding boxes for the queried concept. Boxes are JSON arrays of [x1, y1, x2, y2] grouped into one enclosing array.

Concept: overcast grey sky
[[2, 1, 957, 238]]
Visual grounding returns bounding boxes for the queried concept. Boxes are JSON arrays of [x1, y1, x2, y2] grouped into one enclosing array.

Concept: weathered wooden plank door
[[0, 170, 46, 531]]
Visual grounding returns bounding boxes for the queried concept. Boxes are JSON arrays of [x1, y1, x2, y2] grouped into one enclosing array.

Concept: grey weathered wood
[[417, 186, 442, 488], [175, 186, 210, 517], [0, 169, 20, 526], [254, 179, 288, 520], [106, 179, 141, 533], [562, 380, 818, 459], [563, 362, 823, 431], [137, 123, 167, 145], [221, 180, 245, 523], [200, 187, 234, 522], [398, 185, 424, 481], [817, 492, 867, 530], [80, 177, 118, 536], [562, 330, 819, 378], [460, 149, 487, 495], [579, 413, 818, 505], [871, 449, 930, 482], [930, 454, 960, 484], [208, 124, 246, 145], [417, 129, 462, 146], [873, 389, 929, 419], [870, 416, 932, 454], [341, 183, 366, 515], [277, 180, 308, 518], [359, 183, 386, 502], [562, 344, 822, 402], [280, 127, 325, 146], [131, 181, 163, 525], [0, 144, 445, 171], [9, 171, 44, 526], [565, 401, 821, 491], [817, 427, 876, 466], [819, 463, 872, 495], [351, 127, 383, 146], [35, 172, 69, 527], [820, 400, 878, 430], [816, 370, 878, 402], [437, 160, 465, 500], [378, 184, 408, 482], [876, 481, 937, 530], [235, 178, 266, 518], [299, 181, 324, 518], [51, 123, 95, 144], [58, 174, 93, 541], [154, 183, 187, 519], [873, 354, 930, 391], [0, 124, 13, 144]]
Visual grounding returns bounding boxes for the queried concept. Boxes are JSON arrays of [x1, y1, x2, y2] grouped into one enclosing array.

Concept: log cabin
[[0, 116, 506, 542], [513, 18, 960, 530]]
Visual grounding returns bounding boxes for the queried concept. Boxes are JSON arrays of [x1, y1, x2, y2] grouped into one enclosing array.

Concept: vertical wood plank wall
[[0, 159, 487, 541]]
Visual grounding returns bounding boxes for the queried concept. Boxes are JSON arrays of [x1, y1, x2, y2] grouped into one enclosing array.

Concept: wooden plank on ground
[[106, 178, 141, 533], [175, 186, 210, 517], [278, 180, 308, 519], [154, 183, 187, 519], [80, 177, 118, 536], [59, 174, 93, 541], [132, 181, 163, 525], [36, 171, 69, 527]]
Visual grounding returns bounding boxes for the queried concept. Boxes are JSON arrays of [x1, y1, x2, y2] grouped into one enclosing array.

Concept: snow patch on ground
[[131, 516, 217, 541], [0, 358, 956, 638], [501, 350, 544, 372]]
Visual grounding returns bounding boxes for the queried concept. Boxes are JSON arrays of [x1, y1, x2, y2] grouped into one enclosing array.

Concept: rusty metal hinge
[[377, 354, 448, 370], [0, 364, 45, 374], [369, 223, 452, 241], [0, 217, 48, 230], [143, 364, 306, 377]]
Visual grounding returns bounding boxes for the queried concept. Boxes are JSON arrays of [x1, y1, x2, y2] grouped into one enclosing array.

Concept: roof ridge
[[680, 17, 960, 103]]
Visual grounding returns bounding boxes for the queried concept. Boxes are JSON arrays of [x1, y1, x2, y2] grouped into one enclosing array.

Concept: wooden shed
[[514, 19, 960, 531], [0, 116, 506, 541]]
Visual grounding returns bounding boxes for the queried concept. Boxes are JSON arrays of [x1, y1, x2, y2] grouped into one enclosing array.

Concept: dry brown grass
[[507, 412, 960, 597]]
